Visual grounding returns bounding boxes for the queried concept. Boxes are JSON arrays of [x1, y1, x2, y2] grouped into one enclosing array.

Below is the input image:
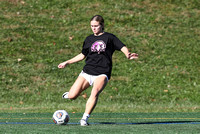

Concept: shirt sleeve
[[112, 34, 126, 50], [81, 40, 89, 56]]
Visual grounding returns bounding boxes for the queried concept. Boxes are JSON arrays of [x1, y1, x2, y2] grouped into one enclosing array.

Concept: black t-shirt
[[81, 32, 125, 79]]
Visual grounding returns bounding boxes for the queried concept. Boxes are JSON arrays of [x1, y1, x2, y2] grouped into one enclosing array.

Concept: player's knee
[[91, 90, 101, 98], [68, 93, 78, 100]]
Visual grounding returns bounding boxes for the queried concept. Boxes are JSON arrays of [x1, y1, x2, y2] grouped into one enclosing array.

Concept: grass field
[[1, 112, 200, 133], [0, 0, 200, 133], [1, 0, 200, 113]]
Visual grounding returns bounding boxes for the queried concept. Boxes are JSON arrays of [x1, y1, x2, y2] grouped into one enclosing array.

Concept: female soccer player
[[58, 15, 138, 126]]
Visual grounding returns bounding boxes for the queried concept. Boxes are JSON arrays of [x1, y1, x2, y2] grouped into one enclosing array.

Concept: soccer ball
[[52, 110, 69, 125]]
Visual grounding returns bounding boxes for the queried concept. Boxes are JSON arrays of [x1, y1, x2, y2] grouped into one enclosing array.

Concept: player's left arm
[[121, 46, 138, 60]]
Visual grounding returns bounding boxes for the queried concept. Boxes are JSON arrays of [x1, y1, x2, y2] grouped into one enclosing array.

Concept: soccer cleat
[[80, 119, 89, 126], [62, 92, 69, 99]]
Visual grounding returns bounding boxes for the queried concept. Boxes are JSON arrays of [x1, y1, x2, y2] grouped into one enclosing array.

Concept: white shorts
[[79, 71, 108, 86]]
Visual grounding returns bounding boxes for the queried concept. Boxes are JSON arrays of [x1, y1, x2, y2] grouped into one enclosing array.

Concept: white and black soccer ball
[[52, 110, 69, 125]]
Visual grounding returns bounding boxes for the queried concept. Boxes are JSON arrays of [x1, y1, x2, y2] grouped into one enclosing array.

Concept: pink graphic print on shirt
[[91, 40, 106, 54]]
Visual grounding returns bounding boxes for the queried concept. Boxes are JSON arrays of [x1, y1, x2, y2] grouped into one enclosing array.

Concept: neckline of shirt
[[93, 32, 106, 37]]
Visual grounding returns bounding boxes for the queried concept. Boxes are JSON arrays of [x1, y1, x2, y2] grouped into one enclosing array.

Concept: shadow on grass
[[98, 121, 200, 125], [1, 121, 200, 125]]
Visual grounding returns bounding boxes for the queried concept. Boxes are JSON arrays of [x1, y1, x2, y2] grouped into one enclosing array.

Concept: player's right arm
[[58, 53, 86, 68]]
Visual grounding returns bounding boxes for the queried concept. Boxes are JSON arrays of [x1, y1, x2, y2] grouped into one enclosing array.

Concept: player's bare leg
[[62, 76, 90, 99], [85, 76, 107, 114], [80, 76, 108, 126]]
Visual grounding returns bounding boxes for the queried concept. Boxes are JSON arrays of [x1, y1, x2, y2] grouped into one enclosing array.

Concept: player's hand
[[128, 53, 138, 60], [58, 62, 68, 68]]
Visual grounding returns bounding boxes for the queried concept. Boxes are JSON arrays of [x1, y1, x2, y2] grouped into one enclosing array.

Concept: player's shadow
[[98, 121, 200, 125]]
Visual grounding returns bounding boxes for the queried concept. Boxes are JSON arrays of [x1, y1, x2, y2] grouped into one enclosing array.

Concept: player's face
[[90, 21, 103, 36]]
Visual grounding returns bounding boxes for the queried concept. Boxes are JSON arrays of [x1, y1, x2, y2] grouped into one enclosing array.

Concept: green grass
[[1, 112, 200, 134], [2, 123, 200, 134], [0, 0, 200, 113]]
